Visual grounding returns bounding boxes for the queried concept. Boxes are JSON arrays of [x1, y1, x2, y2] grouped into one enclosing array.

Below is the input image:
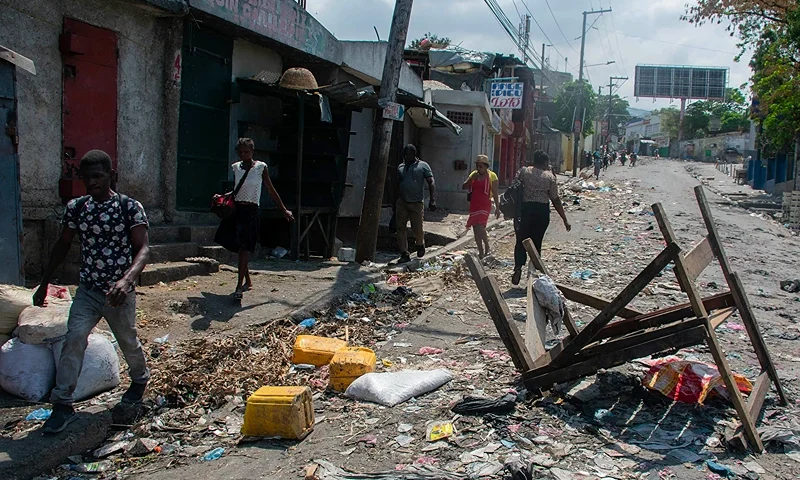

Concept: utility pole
[[572, 7, 612, 177], [541, 43, 546, 70], [355, 0, 414, 263], [519, 15, 531, 63], [607, 76, 627, 148]]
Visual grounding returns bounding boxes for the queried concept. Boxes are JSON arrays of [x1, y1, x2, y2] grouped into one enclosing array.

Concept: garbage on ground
[[570, 269, 594, 280], [298, 318, 317, 329], [418, 346, 443, 355], [780, 279, 800, 293], [642, 358, 752, 403], [304, 459, 468, 480], [200, 447, 225, 461], [425, 420, 454, 441], [241, 386, 314, 439], [532, 275, 565, 334], [67, 461, 113, 473], [329, 347, 376, 391], [270, 246, 289, 259], [706, 460, 734, 477], [0, 337, 55, 401], [51, 333, 120, 402], [344, 369, 454, 406], [451, 393, 516, 415], [25, 408, 52, 421], [334, 309, 349, 320]]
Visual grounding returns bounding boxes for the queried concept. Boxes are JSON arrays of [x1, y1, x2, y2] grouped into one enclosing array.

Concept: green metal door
[[176, 22, 232, 211]]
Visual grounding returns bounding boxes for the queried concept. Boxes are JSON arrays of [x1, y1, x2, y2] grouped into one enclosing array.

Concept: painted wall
[[340, 41, 423, 98], [0, 0, 174, 280]]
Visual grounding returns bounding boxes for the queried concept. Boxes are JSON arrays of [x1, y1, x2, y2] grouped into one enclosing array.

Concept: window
[[446, 110, 473, 125]]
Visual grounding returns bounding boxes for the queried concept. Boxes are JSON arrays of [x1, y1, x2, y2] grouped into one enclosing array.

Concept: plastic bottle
[[71, 461, 113, 473], [200, 447, 225, 461]]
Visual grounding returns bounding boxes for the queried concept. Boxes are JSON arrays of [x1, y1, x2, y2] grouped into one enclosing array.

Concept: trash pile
[[0, 284, 120, 403]]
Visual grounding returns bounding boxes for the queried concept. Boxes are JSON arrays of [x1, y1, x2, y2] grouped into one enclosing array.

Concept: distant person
[[620, 151, 627, 166], [33, 150, 151, 433], [630, 152, 638, 167], [655, 150, 660, 159], [462, 155, 500, 259], [214, 138, 294, 300], [593, 154, 604, 180], [511, 150, 571, 286], [396, 144, 437, 263], [602, 153, 610, 171]]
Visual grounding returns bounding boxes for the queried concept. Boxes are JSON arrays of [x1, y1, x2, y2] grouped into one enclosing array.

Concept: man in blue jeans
[[33, 150, 151, 433]]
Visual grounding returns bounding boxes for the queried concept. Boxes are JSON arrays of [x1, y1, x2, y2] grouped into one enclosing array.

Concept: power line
[[519, 0, 570, 69], [606, 1, 629, 75], [543, 0, 578, 54]]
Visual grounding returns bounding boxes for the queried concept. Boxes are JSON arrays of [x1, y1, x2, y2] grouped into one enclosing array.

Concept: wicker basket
[[279, 67, 318, 90]]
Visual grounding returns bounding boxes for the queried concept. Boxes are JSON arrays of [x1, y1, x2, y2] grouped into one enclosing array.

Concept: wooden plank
[[684, 236, 715, 282], [709, 307, 737, 329], [523, 239, 580, 337], [726, 371, 771, 451], [729, 271, 788, 405], [548, 242, 681, 368], [522, 325, 708, 391], [577, 318, 704, 360], [596, 292, 735, 340], [464, 254, 533, 372], [556, 283, 644, 319], [526, 270, 549, 360], [694, 186, 735, 282]]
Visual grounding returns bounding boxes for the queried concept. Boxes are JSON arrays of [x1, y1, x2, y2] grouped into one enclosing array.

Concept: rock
[[94, 440, 128, 458], [125, 438, 159, 457], [337, 248, 356, 263]]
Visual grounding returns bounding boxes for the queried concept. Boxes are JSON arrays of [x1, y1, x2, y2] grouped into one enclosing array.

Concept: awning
[[431, 109, 463, 135]]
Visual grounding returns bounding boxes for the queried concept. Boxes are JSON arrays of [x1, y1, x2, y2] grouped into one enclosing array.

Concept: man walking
[[33, 150, 151, 433], [395, 144, 436, 263]]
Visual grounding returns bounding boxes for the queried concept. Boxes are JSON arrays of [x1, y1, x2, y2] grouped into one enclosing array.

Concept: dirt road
[[61, 159, 800, 479]]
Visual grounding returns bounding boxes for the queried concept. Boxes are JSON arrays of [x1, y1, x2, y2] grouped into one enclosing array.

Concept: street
[[113, 158, 799, 480]]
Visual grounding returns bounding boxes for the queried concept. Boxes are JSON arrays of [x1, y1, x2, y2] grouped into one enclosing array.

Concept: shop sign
[[490, 82, 523, 109], [382, 102, 405, 121]]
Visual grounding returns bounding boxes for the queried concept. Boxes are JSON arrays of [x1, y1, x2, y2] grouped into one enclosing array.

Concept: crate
[[241, 386, 314, 439]]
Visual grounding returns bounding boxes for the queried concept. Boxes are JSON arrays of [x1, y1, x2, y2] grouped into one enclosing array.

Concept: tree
[[604, 95, 630, 136], [652, 107, 681, 140], [409, 32, 451, 50], [552, 80, 597, 136]]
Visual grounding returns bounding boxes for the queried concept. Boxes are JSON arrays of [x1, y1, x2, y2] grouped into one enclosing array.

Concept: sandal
[[232, 289, 243, 300]]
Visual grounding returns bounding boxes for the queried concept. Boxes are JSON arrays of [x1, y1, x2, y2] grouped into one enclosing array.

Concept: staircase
[[141, 224, 236, 286]]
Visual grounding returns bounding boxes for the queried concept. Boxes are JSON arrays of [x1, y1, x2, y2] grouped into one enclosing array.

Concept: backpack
[[499, 178, 522, 221], [75, 193, 134, 238]]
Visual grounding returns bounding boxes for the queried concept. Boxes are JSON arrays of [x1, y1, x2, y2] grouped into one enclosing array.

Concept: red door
[[59, 18, 118, 201]]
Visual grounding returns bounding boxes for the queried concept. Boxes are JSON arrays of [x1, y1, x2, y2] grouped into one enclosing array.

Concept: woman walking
[[462, 155, 501, 258], [511, 150, 571, 285], [215, 138, 294, 299]]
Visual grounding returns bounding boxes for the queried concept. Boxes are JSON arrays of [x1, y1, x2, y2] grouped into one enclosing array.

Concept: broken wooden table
[[467, 185, 786, 452]]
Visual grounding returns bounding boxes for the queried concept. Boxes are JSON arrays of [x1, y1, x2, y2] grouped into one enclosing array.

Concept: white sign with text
[[490, 82, 523, 109]]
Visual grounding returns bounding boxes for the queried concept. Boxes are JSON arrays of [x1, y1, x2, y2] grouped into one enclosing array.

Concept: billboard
[[634, 65, 727, 100], [490, 82, 523, 109]]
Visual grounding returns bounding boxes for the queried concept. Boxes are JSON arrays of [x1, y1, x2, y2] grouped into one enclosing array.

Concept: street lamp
[[584, 60, 616, 68]]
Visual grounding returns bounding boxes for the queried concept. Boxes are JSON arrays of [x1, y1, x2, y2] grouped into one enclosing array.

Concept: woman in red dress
[[462, 155, 501, 258]]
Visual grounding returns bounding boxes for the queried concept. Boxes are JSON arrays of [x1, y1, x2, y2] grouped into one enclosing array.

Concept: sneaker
[[121, 381, 148, 404], [398, 252, 411, 264], [416, 245, 426, 258], [42, 404, 76, 434], [511, 268, 522, 286]]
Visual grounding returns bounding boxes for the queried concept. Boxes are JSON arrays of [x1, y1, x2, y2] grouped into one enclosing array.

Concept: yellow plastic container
[[241, 386, 314, 439], [329, 347, 376, 392], [292, 335, 348, 367]]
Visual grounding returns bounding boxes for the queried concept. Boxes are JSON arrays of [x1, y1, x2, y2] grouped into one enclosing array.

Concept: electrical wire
[[543, 0, 578, 54]]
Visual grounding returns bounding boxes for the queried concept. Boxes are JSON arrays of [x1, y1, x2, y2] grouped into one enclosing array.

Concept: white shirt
[[233, 161, 267, 205]]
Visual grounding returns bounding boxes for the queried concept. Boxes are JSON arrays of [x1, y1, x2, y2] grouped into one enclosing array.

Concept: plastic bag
[[0, 338, 56, 402], [533, 275, 566, 335], [451, 393, 517, 415], [52, 333, 120, 402], [15, 301, 71, 344], [642, 358, 752, 404], [345, 369, 454, 407], [0, 285, 32, 335]]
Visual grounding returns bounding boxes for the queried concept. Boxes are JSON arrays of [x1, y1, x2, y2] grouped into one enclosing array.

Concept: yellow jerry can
[[241, 386, 314, 439], [292, 335, 348, 367], [329, 347, 376, 392]]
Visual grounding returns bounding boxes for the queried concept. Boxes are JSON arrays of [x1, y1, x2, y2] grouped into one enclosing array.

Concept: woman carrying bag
[[462, 155, 501, 259], [214, 138, 294, 299]]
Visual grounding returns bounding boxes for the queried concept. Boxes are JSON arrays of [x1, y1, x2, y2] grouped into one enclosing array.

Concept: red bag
[[211, 164, 252, 219]]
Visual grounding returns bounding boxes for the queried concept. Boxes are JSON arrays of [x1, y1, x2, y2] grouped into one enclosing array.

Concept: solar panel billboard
[[634, 65, 727, 100]]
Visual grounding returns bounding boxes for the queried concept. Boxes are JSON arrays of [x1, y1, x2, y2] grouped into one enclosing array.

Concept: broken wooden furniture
[[468, 185, 786, 452]]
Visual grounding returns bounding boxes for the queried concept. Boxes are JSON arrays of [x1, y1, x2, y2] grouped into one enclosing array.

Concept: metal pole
[[355, 0, 414, 263], [541, 43, 546, 70], [293, 95, 304, 261], [679, 97, 687, 142]]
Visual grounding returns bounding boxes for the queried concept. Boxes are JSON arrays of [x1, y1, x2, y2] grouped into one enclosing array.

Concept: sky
[[308, 0, 751, 112]]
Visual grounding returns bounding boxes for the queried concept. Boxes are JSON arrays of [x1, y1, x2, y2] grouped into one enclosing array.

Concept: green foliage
[[605, 95, 631, 136], [652, 107, 681, 140], [683, 88, 750, 138], [409, 33, 451, 49], [553, 80, 597, 136]]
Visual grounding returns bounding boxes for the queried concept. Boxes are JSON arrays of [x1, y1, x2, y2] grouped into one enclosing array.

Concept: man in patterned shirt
[[33, 150, 151, 433]]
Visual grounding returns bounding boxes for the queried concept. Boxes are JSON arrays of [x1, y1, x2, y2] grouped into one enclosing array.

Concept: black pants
[[514, 202, 550, 268]]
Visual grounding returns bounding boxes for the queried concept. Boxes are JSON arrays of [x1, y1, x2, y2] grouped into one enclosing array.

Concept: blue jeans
[[50, 286, 150, 405]]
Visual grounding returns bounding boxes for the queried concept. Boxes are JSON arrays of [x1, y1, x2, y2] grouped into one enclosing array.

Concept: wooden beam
[[709, 307, 737, 330], [694, 186, 736, 284], [522, 239, 580, 337], [577, 318, 704, 360], [465, 254, 534, 372], [726, 371, 771, 451], [522, 325, 708, 391], [547, 242, 681, 368], [555, 283, 644, 318], [684, 236, 715, 282]]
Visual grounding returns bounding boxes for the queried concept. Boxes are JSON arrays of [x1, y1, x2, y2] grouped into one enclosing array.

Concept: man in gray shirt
[[396, 144, 436, 263]]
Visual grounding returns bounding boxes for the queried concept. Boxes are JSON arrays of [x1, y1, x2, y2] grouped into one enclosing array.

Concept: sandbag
[[15, 301, 71, 344], [345, 369, 453, 407], [0, 285, 32, 335], [52, 333, 120, 402], [0, 338, 56, 401]]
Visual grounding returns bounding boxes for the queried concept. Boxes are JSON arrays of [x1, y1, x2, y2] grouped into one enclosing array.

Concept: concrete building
[[624, 114, 668, 155]]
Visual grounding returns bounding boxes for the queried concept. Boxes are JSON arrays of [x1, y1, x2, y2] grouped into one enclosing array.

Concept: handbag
[[211, 164, 253, 219]]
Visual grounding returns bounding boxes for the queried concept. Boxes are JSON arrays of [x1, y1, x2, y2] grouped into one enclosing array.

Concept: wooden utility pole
[[572, 8, 611, 177], [355, 0, 414, 263], [607, 76, 627, 148]]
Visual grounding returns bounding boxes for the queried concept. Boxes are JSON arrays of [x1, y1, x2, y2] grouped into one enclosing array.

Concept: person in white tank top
[[215, 138, 294, 299]]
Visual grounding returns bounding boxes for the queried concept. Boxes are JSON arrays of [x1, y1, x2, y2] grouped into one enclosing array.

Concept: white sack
[[0, 338, 55, 401], [345, 369, 454, 407], [15, 301, 71, 344], [52, 333, 120, 402], [0, 285, 32, 335], [533, 275, 565, 335]]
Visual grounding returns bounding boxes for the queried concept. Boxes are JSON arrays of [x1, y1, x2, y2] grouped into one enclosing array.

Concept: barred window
[[446, 111, 473, 125]]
